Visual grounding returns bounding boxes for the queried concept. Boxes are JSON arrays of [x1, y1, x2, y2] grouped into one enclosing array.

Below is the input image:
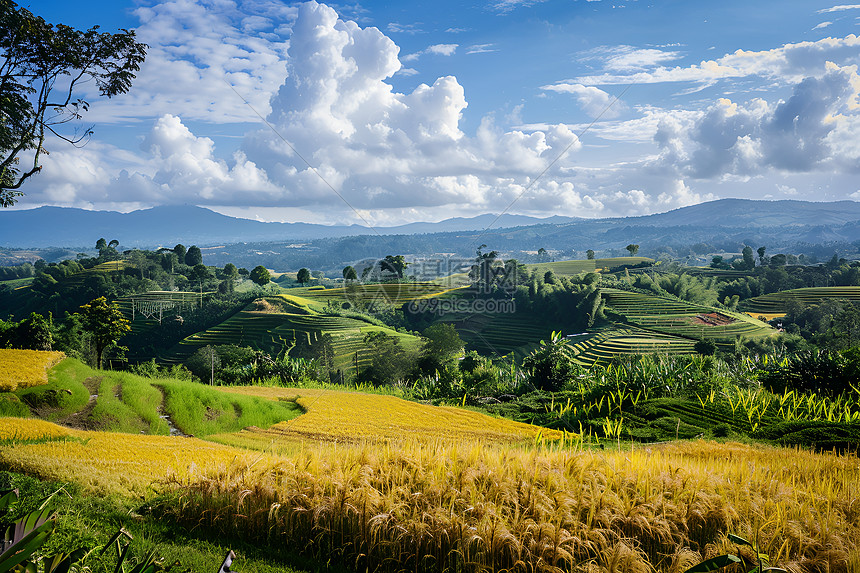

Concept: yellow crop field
[[0, 349, 65, 391], [165, 438, 860, 573], [215, 387, 562, 448], [0, 417, 272, 496], [2, 383, 860, 571]]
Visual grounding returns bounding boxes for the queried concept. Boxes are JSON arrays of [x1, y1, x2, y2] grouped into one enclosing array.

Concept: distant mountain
[[1, 199, 859, 251], [0, 205, 580, 248]]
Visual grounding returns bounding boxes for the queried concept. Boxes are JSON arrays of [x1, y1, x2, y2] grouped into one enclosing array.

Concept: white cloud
[[570, 35, 860, 87], [466, 43, 497, 54], [541, 83, 627, 118], [86, 0, 292, 124], [403, 43, 458, 61], [818, 5, 860, 13], [650, 63, 860, 179], [814, 21, 834, 30]]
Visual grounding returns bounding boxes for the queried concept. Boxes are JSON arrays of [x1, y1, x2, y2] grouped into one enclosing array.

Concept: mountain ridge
[[1, 198, 859, 249]]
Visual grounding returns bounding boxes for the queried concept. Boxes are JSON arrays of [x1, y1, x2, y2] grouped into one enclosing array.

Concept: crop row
[[601, 288, 774, 342], [567, 328, 697, 366], [740, 286, 860, 313]]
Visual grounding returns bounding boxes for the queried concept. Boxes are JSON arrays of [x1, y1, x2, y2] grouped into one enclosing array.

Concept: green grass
[[0, 277, 34, 289], [158, 379, 301, 437], [15, 358, 91, 420], [0, 471, 312, 573], [90, 372, 169, 435], [159, 298, 423, 375], [739, 286, 860, 314], [566, 327, 697, 366]]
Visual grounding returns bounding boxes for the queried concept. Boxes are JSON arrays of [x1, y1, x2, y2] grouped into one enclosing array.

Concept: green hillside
[[159, 296, 421, 375], [600, 288, 775, 345], [740, 286, 860, 314]]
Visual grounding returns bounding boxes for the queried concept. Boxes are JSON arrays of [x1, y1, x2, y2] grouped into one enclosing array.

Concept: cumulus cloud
[[650, 63, 860, 179], [86, 0, 292, 124]]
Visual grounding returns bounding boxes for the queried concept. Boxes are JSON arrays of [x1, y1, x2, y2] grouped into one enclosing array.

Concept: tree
[[78, 296, 130, 369], [342, 265, 357, 281], [522, 331, 578, 392], [586, 249, 595, 260], [1, 2, 148, 206], [297, 267, 311, 286], [250, 265, 270, 287], [381, 255, 409, 278], [757, 246, 767, 266], [537, 247, 548, 262], [740, 246, 755, 271], [185, 245, 202, 266], [173, 244, 187, 261], [625, 244, 640, 256], [418, 323, 464, 373]]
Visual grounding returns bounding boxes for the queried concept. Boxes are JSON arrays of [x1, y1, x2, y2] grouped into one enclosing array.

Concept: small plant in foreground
[[684, 532, 788, 573]]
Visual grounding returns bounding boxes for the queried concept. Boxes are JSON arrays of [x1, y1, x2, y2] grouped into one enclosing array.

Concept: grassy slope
[[2, 353, 302, 438]]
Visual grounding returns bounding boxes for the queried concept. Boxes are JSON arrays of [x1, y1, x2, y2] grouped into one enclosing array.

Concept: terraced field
[[529, 257, 653, 276], [740, 286, 860, 314], [601, 288, 775, 344], [565, 327, 697, 366], [435, 312, 551, 358], [291, 282, 456, 305], [159, 297, 421, 374]]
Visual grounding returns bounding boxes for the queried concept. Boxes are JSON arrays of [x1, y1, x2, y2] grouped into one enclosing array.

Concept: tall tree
[[757, 246, 767, 266], [296, 267, 311, 286], [249, 265, 270, 287], [185, 245, 202, 266], [78, 296, 130, 369], [0, 2, 147, 206], [342, 265, 357, 281], [586, 249, 595, 260], [381, 255, 409, 278], [625, 244, 640, 256]]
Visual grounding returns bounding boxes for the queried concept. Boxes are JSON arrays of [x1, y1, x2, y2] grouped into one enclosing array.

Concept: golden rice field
[[163, 438, 860, 573], [0, 417, 271, 496], [0, 349, 65, 391], [211, 386, 562, 450], [3, 380, 860, 571]]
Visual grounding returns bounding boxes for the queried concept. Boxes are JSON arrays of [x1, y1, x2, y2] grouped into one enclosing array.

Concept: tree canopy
[[1, 1, 147, 206], [249, 265, 270, 287], [297, 267, 311, 285], [78, 296, 130, 369]]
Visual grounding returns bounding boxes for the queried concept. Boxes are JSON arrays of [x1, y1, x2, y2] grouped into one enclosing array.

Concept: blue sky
[[15, 0, 860, 225]]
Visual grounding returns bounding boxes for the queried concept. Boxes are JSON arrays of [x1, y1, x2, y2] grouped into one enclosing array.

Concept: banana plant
[[684, 533, 787, 573], [0, 488, 84, 573]]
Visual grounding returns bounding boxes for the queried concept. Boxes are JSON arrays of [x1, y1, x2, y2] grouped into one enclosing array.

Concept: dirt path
[[57, 376, 103, 430]]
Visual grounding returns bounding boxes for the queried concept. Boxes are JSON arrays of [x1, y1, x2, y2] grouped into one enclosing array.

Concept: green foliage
[[78, 297, 131, 369], [184, 246, 202, 267], [296, 268, 311, 286], [249, 265, 271, 287], [757, 348, 860, 397], [0, 2, 147, 206], [522, 331, 579, 392]]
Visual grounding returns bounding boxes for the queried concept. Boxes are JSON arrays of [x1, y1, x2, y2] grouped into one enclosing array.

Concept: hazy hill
[[0, 205, 579, 248]]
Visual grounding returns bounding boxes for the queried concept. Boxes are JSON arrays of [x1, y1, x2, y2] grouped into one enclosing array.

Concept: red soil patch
[[690, 312, 735, 326]]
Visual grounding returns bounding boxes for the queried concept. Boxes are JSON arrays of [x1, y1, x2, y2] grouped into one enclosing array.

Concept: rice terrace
[[6, 0, 860, 572]]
